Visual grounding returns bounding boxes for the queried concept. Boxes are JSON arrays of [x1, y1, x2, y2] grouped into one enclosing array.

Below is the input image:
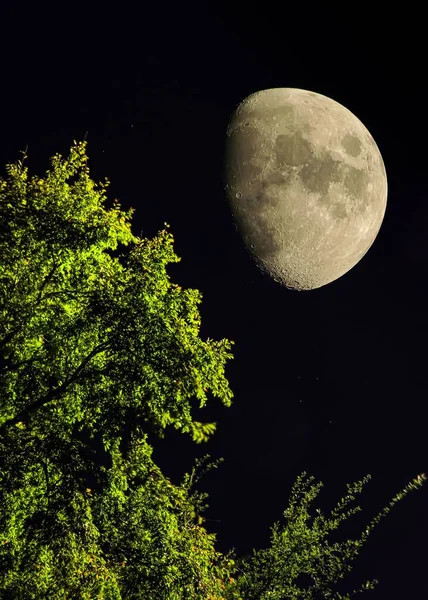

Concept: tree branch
[[0, 341, 111, 433], [0, 259, 59, 352]]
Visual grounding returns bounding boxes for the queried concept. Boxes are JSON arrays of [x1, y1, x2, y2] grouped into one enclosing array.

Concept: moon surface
[[223, 88, 388, 290]]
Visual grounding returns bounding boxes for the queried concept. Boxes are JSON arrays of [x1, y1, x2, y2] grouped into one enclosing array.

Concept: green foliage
[[0, 141, 425, 599], [224, 471, 427, 600]]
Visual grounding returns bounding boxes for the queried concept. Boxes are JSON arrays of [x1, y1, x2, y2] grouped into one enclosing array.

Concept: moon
[[223, 88, 387, 290]]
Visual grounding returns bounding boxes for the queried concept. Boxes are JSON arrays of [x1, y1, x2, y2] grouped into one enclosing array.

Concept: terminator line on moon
[[223, 88, 388, 291]]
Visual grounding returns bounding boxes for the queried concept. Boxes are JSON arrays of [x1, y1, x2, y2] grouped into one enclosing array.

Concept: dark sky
[[1, 3, 427, 598]]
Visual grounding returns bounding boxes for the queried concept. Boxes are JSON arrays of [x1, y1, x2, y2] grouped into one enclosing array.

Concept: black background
[[1, 3, 427, 597]]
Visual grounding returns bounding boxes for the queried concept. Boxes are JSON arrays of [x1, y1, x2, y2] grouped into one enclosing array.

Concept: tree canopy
[[0, 141, 425, 599]]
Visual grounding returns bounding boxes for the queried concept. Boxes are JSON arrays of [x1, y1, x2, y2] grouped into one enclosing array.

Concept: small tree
[[0, 141, 425, 599]]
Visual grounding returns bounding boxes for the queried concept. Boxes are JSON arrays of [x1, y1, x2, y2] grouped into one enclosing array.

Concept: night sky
[[1, 4, 427, 598]]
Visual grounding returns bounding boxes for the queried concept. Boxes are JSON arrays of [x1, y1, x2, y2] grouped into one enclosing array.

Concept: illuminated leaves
[[190, 421, 217, 444], [0, 141, 238, 599], [0, 141, 425, 600]]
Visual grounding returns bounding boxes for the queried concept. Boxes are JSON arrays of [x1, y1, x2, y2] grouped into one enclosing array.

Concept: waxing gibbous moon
[[223, 88, 388, 291]]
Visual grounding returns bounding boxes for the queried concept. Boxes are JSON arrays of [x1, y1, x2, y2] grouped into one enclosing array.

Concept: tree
[[0, 141, 425, 599]]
